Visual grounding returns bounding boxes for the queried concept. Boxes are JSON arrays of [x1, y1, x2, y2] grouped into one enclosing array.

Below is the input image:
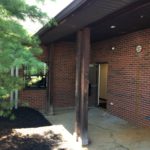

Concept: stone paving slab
[[45, 108, 150, 150]]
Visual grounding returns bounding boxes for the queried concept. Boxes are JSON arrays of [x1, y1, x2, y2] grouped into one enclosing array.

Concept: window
[[24, 63, 47, 89]]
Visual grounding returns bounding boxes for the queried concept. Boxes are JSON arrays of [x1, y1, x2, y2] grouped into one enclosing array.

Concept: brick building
[[19, 0, 150, 145]]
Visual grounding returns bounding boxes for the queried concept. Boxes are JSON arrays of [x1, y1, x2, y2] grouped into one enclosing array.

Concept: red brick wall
[[19, 90, 47, 111], [19, 42, 76, 110], [92, 28, 150, 127], [19, 46, 48, 111], [52, 42, 76, 107], [19, 28, 150, 127]]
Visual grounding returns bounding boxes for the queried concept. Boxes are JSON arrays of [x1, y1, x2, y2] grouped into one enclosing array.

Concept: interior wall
[[99, 64, 108, 99]]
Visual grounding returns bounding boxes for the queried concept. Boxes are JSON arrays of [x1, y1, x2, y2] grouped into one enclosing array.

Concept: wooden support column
[[75, 31, 82, 141], [75, 28, 90, 146], [47, 44, 54, 115]]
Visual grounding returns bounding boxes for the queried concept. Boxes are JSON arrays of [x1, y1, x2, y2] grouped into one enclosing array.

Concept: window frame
[[24, 62, 48, 90]]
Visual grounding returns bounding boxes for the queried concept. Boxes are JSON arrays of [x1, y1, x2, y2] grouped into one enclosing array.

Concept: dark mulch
[[0, 107, 51, 129], [0, 107, 63, 150]]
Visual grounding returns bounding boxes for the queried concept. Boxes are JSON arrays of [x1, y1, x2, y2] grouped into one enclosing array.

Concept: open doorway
[[97, 63, 108, 109], [88, 63, 108, 108], [88, 64, 98, 107]]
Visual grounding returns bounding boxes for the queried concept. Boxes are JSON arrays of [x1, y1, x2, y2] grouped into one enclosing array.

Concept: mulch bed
[[0, 107, 64, 150], [0, 107, 51, 129]]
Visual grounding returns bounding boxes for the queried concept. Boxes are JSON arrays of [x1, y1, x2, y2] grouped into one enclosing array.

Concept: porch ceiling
[[37, 0, 150, 44]]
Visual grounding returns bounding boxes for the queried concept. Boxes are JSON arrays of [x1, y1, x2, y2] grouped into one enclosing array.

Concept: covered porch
[[36, 0, 150, 146], [45, 108, 150, 150]]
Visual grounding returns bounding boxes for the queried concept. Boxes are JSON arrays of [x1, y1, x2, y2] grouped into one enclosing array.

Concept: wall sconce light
[[136, 45, 142, 53]]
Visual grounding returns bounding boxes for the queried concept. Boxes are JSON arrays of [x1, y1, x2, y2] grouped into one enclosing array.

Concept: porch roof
[[37, 0, 150, 45]]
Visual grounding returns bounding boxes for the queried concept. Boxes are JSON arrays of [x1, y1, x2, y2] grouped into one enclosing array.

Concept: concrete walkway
[[45, 108, 150, 150]]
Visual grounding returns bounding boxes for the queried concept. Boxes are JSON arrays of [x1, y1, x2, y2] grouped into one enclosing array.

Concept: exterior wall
[[92, 28, 150, 127], [19, 28, 150, 127], [52, 42, 76, 108], [19, 90, 47, 111], [49, 29, 150, 127], [19, 42, 76, 110], [19, 46, 49, 111]]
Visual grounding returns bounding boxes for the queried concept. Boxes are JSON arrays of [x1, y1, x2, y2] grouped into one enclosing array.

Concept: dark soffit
[[61, 0, 150, 42], [37, 0, 140, 44]]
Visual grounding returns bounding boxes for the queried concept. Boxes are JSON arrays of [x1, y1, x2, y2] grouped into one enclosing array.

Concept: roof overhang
[[36, 0, 150, 45]]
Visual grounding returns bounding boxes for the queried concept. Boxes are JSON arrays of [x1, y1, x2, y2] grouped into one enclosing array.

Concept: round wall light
[[112, 46, 115, 50], [136, 45, 142, 53]]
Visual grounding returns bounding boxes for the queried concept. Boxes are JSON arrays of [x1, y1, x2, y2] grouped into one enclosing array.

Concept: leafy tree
[[0, 0, 51, 117]]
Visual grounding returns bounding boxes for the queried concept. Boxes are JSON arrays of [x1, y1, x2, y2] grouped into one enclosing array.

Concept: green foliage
[[0, 0, 51, 116], [0, 0, 49, 23], [0, 99, 13, 118]]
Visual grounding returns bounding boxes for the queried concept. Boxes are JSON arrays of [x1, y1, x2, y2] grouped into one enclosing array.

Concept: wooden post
[[80, 28, 90, 145], [47, 44, 54, 115], [75, 31, 82, 141], [75, 28, 90, 146]]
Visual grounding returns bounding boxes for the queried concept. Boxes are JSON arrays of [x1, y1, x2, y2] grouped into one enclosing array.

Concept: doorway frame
[[96, 62, 109, 107]]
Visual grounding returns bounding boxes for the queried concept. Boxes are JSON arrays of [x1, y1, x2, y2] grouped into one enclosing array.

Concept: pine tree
[[0, 0, 51, 117]]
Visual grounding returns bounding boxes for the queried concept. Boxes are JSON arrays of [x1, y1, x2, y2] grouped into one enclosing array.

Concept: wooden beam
[[75, 28, 90, 146], [75, 31, 82, 140], [47, 44, 54, 115], [80, 28, 90, 146]]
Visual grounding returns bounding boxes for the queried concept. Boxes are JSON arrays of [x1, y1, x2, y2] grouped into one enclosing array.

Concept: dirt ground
[[0, 107, 63, 150]]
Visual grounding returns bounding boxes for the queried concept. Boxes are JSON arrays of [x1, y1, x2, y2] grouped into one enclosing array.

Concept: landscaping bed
[[0, 107, 55, 150], [0, 107, 80, 150], [0, 107, 51, 129]]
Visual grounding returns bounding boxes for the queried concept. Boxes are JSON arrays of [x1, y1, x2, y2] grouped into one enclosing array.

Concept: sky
[[22, 0, 73, 34]]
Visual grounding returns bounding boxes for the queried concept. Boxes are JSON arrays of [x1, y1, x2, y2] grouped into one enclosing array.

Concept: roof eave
[[36, 0, 88, 37]]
